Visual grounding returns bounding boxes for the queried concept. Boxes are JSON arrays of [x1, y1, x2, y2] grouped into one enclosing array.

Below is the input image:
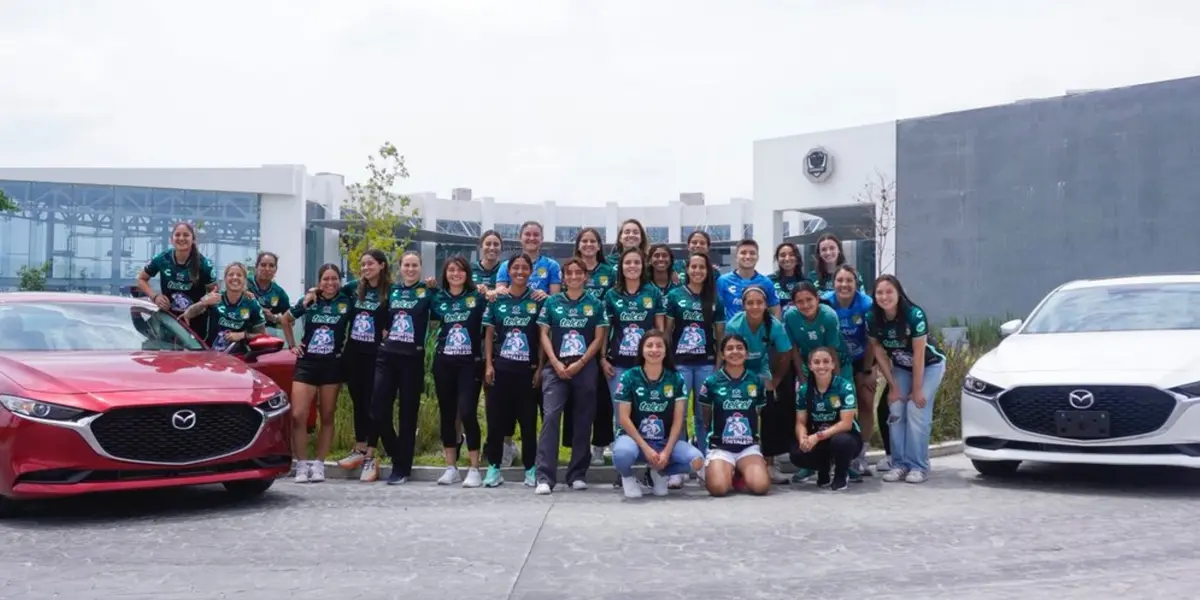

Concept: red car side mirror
[[248, 335, 285, 354]]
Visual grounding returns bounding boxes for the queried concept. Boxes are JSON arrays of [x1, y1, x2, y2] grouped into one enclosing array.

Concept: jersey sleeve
[[287, 299, 308, 319], [653, 289, 666, 316], [200, 257, 217, 287], [865, 308, 881, 340], [481, 302, 495, 328], [674, 372, 690, 403], [613, 369, 636, 403], [697, 375, 715, 407], [909, 305, 929, 337], [770, 318, 793, 353], [759, 276, 780, 308], [275, 287, 291, 312], [536, 299, 551, 327], [713, 294, 727, 325], [247, 301, 266, 329], [822, 307, 851, 365], [495, 260, 511, 285], [715, 274, 733, 318], [142, 252, 163, 277], [546, 260, 562, 286], [795, 380, 809, 413], [839, 378, 858, 412]]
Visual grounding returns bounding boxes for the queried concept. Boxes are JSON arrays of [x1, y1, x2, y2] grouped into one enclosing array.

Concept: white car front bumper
[[961, 391, 1200, 469]]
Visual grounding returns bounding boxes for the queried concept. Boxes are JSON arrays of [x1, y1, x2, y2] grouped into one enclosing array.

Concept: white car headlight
[[256, 391, 289, 412], [1169, 381, 1200, 399], [963, 375, 1005, 399]]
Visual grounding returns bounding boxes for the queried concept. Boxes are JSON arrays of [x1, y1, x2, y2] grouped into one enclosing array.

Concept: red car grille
[[90, 404, 263, 464]]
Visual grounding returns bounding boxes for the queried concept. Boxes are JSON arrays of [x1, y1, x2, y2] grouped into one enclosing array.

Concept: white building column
[[480, 196, 496, 231], [418, 193, 438, 278], [668, 200, 682, 243], [604, 201, 620, 244], [257, 166, 308, 299], [542, 201, 557, 241]]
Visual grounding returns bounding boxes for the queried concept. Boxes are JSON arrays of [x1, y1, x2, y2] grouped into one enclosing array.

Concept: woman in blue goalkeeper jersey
[[821, 265, 878, 474]]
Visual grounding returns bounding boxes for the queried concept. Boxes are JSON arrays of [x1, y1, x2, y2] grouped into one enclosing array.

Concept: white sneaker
[[501, 441, 516, 468], [437, 466, 461, 485], [621, 475, 643, 498], [695, 467, 707, 484], [875, 456, 892, 473], [570, 480, 588, 491], [768, 465, 790, 484], [649, 471, 669, 497], [535, 482, 552, 495], [462, 467, 483, 488], [293, 461, 311, 483], [667, 474, 684, 489], [309, 460, 326, 483], [882, 467, 909, 482], [590, 446, 605, 466], [905, 470, 928, 484]]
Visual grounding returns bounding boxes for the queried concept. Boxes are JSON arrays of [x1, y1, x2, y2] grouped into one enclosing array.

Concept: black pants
[[563, 365, 615, 449], [789, 431, 863, 482], [343, 351, 379, 447], [759, 368, 797, 457], [877, 380, 892, 456], [485, 366, 538, 469], [433, 358, 482, 451], [371, 351, 424, 477], [536, 360, 598, 487]]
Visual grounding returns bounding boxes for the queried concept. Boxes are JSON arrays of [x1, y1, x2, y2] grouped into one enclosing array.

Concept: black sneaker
[[816, 473, 832, 488], [386, 471, 408, 485], [830, 475, 848, 491], [613, 476, 624, 489]]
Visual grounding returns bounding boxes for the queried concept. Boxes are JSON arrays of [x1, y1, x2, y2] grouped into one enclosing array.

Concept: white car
[[962, 274, 1200, 477]]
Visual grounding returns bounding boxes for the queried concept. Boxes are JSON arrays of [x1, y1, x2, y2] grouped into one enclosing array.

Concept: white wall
[[751, 121, 897, 275]]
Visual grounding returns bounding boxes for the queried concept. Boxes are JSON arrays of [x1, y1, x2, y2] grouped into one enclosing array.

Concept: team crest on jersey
[[830, 395, 841, 409], [416, 288, 427, 298], [268, 295, 277, 306], [642, 297, 653, 309], [239, 308, 250, 319], [583, 305, 594, 317], [526, 302, 537, 314], [466, 296, 477, 308], [337, 303, 348, 314], [599, 276, 609, 286], [537, 267, 547, 277], [853, 315, 862, 325], [747, 383, 758, 397], [663, 384, 674, 398]]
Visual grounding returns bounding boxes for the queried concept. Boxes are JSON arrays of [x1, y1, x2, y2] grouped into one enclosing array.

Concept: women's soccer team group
[[139, 218, 946, 498]]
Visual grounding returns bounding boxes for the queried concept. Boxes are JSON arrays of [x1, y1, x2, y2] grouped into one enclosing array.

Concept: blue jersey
[[821, 290, 873, 361], [497, 255, 562, 294], [716, 270, 779, 321]]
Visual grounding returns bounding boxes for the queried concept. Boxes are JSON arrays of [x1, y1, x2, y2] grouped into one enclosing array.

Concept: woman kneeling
[[612, 331, 704, 498], [791, 346, 863, 491], [700, 334, 772, 496]]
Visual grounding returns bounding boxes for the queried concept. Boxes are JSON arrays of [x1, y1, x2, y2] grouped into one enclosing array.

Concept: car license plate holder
[[1055, 410, 1110, 438]]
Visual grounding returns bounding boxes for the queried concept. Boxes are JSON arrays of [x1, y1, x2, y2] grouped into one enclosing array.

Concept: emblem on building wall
[[803, 147, 834, 183]]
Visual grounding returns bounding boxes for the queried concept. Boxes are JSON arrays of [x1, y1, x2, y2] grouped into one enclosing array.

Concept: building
[[0, 165, 792, 300], [752, 74, 1200, 321]]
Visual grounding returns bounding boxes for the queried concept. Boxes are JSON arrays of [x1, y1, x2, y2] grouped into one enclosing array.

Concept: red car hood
[[0, 351, 267, 395]]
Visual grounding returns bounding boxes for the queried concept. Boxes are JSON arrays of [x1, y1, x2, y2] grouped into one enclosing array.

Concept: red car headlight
[[0, 394, 91, 421]]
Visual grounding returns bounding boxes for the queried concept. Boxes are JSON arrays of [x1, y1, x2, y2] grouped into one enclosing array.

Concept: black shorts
[[852, 357, 867, 375], [293, 358, 344, 386]]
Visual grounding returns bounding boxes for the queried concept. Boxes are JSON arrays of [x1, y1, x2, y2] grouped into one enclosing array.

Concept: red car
[[0, 292, 295, 517]]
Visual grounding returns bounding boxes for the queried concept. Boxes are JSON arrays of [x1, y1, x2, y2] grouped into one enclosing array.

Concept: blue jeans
[[676, 363, 714, 454], [612, 435, 704, 477], [605, 365, 629, 438], [887, 361, 946, 473]]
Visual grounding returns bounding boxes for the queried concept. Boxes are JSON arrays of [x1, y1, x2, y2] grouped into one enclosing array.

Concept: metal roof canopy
[[784, 204, 876, 245]]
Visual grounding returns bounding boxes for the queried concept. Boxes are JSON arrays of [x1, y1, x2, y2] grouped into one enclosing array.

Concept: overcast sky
[[1, 1, 1196, 206]]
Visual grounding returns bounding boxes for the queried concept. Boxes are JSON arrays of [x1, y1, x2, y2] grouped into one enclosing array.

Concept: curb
[[312, 440, 965, 484]]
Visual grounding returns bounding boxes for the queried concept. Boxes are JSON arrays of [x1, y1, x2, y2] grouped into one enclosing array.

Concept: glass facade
[[783, 221, 791, 238], [0, 180, 260, 294], [555, 226, 580, 243], [742, 224, 753, 240], [680, 225, 732, 242], [494, 222, 522, 241], [436, 219, 481, 238], [646, 226, 669, 244]]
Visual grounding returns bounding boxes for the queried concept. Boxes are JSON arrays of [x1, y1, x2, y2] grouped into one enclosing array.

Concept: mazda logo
[[1067, 389, 1095, 410], [171, 409, 198, 430]]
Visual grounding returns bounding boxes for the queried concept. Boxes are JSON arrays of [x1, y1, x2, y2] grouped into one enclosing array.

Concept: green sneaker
[[523, 467, 537, 487], [792, 468, 815, 483], [483, 465, 504, 488], [848, 468, 863, 483]]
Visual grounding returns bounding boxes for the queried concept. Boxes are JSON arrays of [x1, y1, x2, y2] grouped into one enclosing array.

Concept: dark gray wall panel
[[895, 76, 1200, 321]]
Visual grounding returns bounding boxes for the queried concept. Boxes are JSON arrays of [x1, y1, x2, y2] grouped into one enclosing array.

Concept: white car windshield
[[0, 302, 204, 352], [1023, 283, 1200, 334]]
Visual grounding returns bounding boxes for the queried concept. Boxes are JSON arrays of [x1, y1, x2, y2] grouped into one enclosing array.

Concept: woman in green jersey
[[791, 346, 862, 491], [481, 253, 543, 488], [811, 233, 864, 292], [249, 251, 290, 330], [607, 218, 650, 266], [648, 244, 678, 297], [473, 230, 504, 301], [281, 263, 354, 483], [136, 221, 218, 339], [571, 227, 617, 467], [664, 252, 725, 458], [601, 248, 667, 419], [612, 330, 704, 498], [700, 334, 772, 497], [181, 262, 266, 353]]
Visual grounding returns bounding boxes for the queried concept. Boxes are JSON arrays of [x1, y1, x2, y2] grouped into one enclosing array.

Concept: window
[[556, 226, 580, 243], [680, 225, 732, 242], [783, 221, 791, 238], [435, 219, 481, 238], [742, 224, 753, 240], [0, 180, 260, 295], [0, 301, 204, 352], [493, 223, 521, 240], [1023, 283, 1200, 334], [646, 226, 669, 244]]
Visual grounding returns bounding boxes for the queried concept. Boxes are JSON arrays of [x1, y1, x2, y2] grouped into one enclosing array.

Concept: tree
[[852, 171, 897, 275], [18, 261, 52, 291], [340, 142, 419, 277], [0, 190, 16, 213]]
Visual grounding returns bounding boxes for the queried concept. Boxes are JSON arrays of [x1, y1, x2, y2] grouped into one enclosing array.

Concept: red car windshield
[[0, 302, 204, 352]]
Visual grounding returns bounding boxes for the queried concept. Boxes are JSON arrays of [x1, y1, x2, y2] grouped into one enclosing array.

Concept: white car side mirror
[[999, 319, 1023, 338]]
